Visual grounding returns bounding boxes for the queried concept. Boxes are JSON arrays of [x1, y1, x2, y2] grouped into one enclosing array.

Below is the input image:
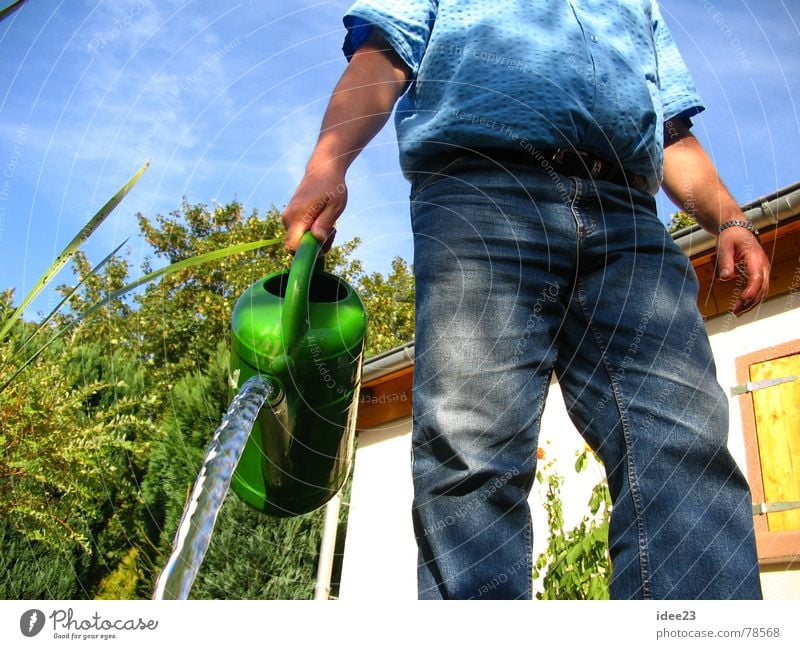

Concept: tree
[[358, 257, 415, 356], [667, 210, 696, 234], [2, 198, 415, 599]]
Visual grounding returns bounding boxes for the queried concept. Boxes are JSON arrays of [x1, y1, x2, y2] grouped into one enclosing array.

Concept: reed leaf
[[0, 0, 28, 23], [0, 237, 281, 394], [11, 238, 130, 362], [77, 237, 282, 320], [0, 161, 149, 342]]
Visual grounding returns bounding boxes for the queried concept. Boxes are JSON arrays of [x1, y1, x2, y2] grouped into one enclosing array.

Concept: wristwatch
[[718, 219, 760, 242]]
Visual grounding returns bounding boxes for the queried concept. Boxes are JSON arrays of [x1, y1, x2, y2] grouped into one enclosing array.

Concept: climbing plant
[[533, 449, 611, 600]]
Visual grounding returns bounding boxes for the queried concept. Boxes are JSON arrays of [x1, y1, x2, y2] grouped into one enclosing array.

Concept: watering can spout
[[229, 232, 367, 517]]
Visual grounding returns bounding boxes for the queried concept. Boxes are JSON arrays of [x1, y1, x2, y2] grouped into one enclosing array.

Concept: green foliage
[[138, 343, 231, 568], [667, 210, 696, 234], [358, 257, 415, 356], [533, 450, 611, 600], [0, 1, 30, 24], [0, 340, 135, 554], [0, 521, 91, 598], [0, 161, 148, 343], [1, 198, 413, 599], [189, 498, 325, 599], [95, 548, 143, 600]]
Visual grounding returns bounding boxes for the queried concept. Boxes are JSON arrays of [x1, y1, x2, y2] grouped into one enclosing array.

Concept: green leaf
[[0, 238, 280, 394], [77, 237, 281, 321], [0, 161, 149, 342], [0, 0, 27, 23], [10, 239, 129, 362]]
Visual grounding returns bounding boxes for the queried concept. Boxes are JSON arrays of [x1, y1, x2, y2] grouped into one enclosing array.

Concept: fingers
[[320, 228, 337, 254], [283, 208, 317, 254], [282, 176, 347, 253], [717, 231, 736, 281], [717, 229, 770, 316], [310, 196, 344, 252], [733, 252, 769, 316]]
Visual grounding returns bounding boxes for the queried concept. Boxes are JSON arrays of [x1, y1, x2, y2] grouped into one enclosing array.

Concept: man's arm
[[282, 31, 411, 252], [661, 118, 770, 315]]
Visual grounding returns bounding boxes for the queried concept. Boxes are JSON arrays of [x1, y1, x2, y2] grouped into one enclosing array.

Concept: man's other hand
[[716, 225, 770, 316]]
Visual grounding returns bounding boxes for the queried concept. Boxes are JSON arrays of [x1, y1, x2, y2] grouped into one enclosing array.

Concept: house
[[335, 181, 800, 600]]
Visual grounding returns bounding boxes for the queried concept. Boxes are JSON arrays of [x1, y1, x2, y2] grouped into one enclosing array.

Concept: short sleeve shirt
[[342, 0, 703, 193]]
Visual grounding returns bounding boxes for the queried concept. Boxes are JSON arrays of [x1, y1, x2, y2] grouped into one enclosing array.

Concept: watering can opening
[[230, 232, 367, 518], [262, 271, 349, 304]]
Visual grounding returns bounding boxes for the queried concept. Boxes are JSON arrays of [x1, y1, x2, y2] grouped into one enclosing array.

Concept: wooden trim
[[356, 366, 413, 430], [735, 338, 800, 563], [756, 532, 800, 567]]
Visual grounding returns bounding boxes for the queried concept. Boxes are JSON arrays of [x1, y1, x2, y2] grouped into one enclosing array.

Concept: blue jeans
[[409, 154, 762, 599]]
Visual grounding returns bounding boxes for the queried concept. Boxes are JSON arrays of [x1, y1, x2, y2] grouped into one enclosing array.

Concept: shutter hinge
[[730, 374, 798, 396], [752, 501, 800, 516]]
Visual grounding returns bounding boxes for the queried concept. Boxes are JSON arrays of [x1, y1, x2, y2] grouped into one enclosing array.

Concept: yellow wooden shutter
[[750, 353, 800, 531]]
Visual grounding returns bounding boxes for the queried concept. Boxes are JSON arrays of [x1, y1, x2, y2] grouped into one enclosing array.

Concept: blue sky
[[0, 0, 798, 319]]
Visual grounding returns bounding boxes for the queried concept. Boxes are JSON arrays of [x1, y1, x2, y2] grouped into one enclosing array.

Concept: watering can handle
[[281, 231, 322, 353]]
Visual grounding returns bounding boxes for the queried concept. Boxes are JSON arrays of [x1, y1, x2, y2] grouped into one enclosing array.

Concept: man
[[282, 0, 770, 599]]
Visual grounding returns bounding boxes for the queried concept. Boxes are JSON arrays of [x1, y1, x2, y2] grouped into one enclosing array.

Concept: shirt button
[[590, 34, 599, 42]]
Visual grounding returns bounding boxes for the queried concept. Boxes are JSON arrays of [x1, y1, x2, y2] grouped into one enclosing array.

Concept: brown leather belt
[[420, 147, 649, 192]]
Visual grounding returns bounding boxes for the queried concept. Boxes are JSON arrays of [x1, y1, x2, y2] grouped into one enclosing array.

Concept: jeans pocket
[[410, 154, 469, 196]]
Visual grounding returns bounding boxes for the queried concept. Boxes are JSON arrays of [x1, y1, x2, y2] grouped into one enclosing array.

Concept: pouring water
[[153, 232, 366, 598], [153, 375, 278, 599]]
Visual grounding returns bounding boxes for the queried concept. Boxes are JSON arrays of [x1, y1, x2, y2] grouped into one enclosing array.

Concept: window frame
[[736, 338, 800, 565]]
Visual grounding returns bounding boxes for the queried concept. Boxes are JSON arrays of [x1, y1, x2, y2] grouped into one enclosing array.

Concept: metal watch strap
[[718, 219, 760, 241]]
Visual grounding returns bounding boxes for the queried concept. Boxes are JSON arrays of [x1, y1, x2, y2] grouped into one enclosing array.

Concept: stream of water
[[153, 375, 276, 599]]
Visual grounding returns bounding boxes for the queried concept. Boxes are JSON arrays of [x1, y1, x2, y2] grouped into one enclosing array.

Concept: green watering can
[[230, 232, 367, 517]]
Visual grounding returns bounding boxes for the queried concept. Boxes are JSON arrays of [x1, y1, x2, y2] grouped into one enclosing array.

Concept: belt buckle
[[576, 150, 603, 179], [553, 149, 603, 179], [552, 149, 567, 165]]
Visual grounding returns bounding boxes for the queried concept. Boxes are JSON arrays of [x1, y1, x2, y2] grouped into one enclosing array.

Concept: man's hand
[[283, 164, 347, 253], [661, 117, 771, 316], [716, 225, 770, 316]]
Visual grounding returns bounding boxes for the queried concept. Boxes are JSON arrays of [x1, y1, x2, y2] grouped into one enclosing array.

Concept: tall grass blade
[[0, 161, 149, 342], [77, 238, 281, 321], [0, 238, 281, 394], [11, 238, 129, 361], [0, 0, 28, 23]]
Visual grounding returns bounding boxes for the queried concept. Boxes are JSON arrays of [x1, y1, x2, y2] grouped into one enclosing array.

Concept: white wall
[[339, 295, 800, 600], [338, 417, 417, 601], [705, 297, 800, 598], [339, 386, 597, 600]]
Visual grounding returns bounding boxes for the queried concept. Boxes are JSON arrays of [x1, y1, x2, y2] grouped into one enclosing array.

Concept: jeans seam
[[568, 177, 597, 237], [520, 362, 553, 600], [568, 182, 652, 598], [524, 510, 533, 599], [575, 277, 654, 600], [569, 178, 584, 241]]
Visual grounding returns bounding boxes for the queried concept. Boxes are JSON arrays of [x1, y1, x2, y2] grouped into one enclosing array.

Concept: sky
[[0, 0, 798, 319]]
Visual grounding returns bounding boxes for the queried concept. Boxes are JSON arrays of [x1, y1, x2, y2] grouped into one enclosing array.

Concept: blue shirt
[[342, 0, 704, 193]]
